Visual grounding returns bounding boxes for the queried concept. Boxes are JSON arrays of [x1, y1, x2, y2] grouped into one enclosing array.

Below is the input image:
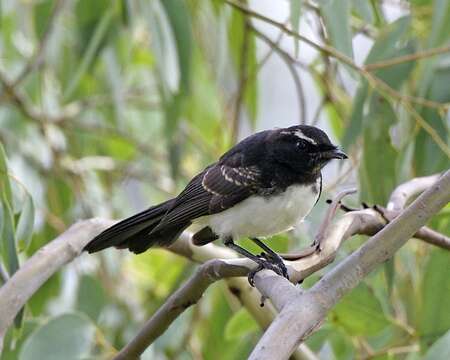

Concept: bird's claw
[[247, 258, 289, 287]]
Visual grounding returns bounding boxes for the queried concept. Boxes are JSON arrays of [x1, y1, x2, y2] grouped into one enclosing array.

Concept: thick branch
[[0, 219, 115, 341], [387, 174, 441, 212], [249, 170, 450, 360]]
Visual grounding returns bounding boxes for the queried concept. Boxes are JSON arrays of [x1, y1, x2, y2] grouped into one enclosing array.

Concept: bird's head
[[268, 125, 347, 174]]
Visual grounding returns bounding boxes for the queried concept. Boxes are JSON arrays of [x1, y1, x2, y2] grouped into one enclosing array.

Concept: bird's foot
[[247, 255, 289, 287]]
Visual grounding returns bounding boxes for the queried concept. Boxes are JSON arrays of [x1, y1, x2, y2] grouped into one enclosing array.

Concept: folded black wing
[[151, 159, 263, 233]]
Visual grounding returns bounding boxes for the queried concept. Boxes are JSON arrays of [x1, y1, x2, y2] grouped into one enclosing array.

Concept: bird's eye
[[296, 141, 306, 150]]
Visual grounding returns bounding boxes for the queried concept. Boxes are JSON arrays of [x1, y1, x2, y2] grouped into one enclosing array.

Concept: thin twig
[[314, 188, 357, 246], [251, 26, 307, 124], [311, 97, 326, 126], [365, 44, 450, 71]]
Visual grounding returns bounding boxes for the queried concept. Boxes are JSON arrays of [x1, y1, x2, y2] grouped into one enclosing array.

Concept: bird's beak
[[323, 147, 348, 160], [332, 148, 348, 159]]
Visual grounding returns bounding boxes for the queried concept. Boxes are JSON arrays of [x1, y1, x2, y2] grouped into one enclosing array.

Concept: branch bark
[[249, 170, 450, 360], [0, 219, 115, 344]]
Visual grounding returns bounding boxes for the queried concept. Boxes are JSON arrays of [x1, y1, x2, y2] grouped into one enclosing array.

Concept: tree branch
[[0, 219, 116, 343], [249, 170, 450, 360], [364, 44, 450, 71], [251, 25, 307, 124]]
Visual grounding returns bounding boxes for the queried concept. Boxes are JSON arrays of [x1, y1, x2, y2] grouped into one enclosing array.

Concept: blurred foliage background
[[0, 0, 449, 359]]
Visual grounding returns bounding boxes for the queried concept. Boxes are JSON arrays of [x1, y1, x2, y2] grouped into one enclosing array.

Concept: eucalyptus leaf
[[331, 282, 390, 335], [319, 0, 353, 59], [1, 200, 19, 275], [224, 308, 259, 341], [360, 95, 397, 204], [19, 313, 95, 360], [76, 275, 106, 321], [365, 16, 415, 89], [428, 0, 450, 47], [342, 80, 368, 149], [64, 8, 115, 100], [16, 192, 35, 252], [351, 0, 374, 23], [33, 0, 53, 40], [419, 249, 450, 348], [424, 330, 450, 360], [0, 142, 12, 206], [161, 0, 193, 95]]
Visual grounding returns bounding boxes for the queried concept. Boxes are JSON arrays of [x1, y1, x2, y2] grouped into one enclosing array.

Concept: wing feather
[[152, 156, 265, 232]]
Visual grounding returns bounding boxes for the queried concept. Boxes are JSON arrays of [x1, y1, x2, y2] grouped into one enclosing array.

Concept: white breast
[[197, 181, 320, 239]]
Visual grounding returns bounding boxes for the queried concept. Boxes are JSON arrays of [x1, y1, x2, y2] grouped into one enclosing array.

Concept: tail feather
[[122, 222, 191, 254], [84, 199, 185, 254]]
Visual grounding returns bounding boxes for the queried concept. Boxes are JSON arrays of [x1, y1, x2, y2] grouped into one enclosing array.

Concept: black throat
[[257, 160, 322, 197]]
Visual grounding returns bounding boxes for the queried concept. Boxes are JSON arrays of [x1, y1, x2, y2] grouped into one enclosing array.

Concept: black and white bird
[[84, 125, 347, 284]]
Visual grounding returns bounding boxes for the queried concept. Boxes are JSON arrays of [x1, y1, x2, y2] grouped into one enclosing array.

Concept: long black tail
[[83, 199, 190, 254]]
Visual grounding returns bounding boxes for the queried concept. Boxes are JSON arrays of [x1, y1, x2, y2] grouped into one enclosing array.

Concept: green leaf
[[224, 308, 259, 341], [366, 16, 410, 63], [319, 0, 353, 59], [424, 330, 450, 360], [1, 200, 19, 275], [19, 313, 95, 360], [161, 0, 193, 95], [76, 275, 106, 321], [365, 17, 415, 89], [331, 282, 390, 336], [359, 95, 398, 204], [342, 80, 368, 149], [200, 286, 252, 359], [28, 272, 61, 316], [64, 8, 115, 100], [0, 201, 4, 249], [428, 0, 450, 47], [1, 200, 21, 328], [413, 68, 450, 175], [384, 258, 395, 296], [16, 192, 35, 252], [290, 0, 301, 55], [226, 9, 259, 125], [352, 0, 374, 23], [33, 0, 53, 40], [419, 249, 450, 347], [0, 142, 12, 206]]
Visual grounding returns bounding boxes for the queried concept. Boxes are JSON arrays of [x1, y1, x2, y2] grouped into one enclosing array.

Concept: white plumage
[[195, 179, 320, 239]]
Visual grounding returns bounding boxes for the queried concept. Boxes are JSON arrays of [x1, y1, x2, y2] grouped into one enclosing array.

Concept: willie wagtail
[[84, 125, 347, 284]]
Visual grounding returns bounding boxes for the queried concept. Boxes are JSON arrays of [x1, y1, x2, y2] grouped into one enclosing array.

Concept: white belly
[[196, 183, 319, 239]]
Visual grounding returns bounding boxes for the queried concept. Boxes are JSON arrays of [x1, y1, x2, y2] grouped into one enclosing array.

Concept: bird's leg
[[249, 237, 289, 279], [223, 237, 288, 286]]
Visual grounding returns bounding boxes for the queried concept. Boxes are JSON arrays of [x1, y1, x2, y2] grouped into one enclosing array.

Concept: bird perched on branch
[[84, 125, 347, 284]]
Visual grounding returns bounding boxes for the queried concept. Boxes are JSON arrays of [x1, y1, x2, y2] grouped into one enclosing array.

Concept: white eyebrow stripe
[[293, 130, 317, 144], [279, 129, 317, 144]]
